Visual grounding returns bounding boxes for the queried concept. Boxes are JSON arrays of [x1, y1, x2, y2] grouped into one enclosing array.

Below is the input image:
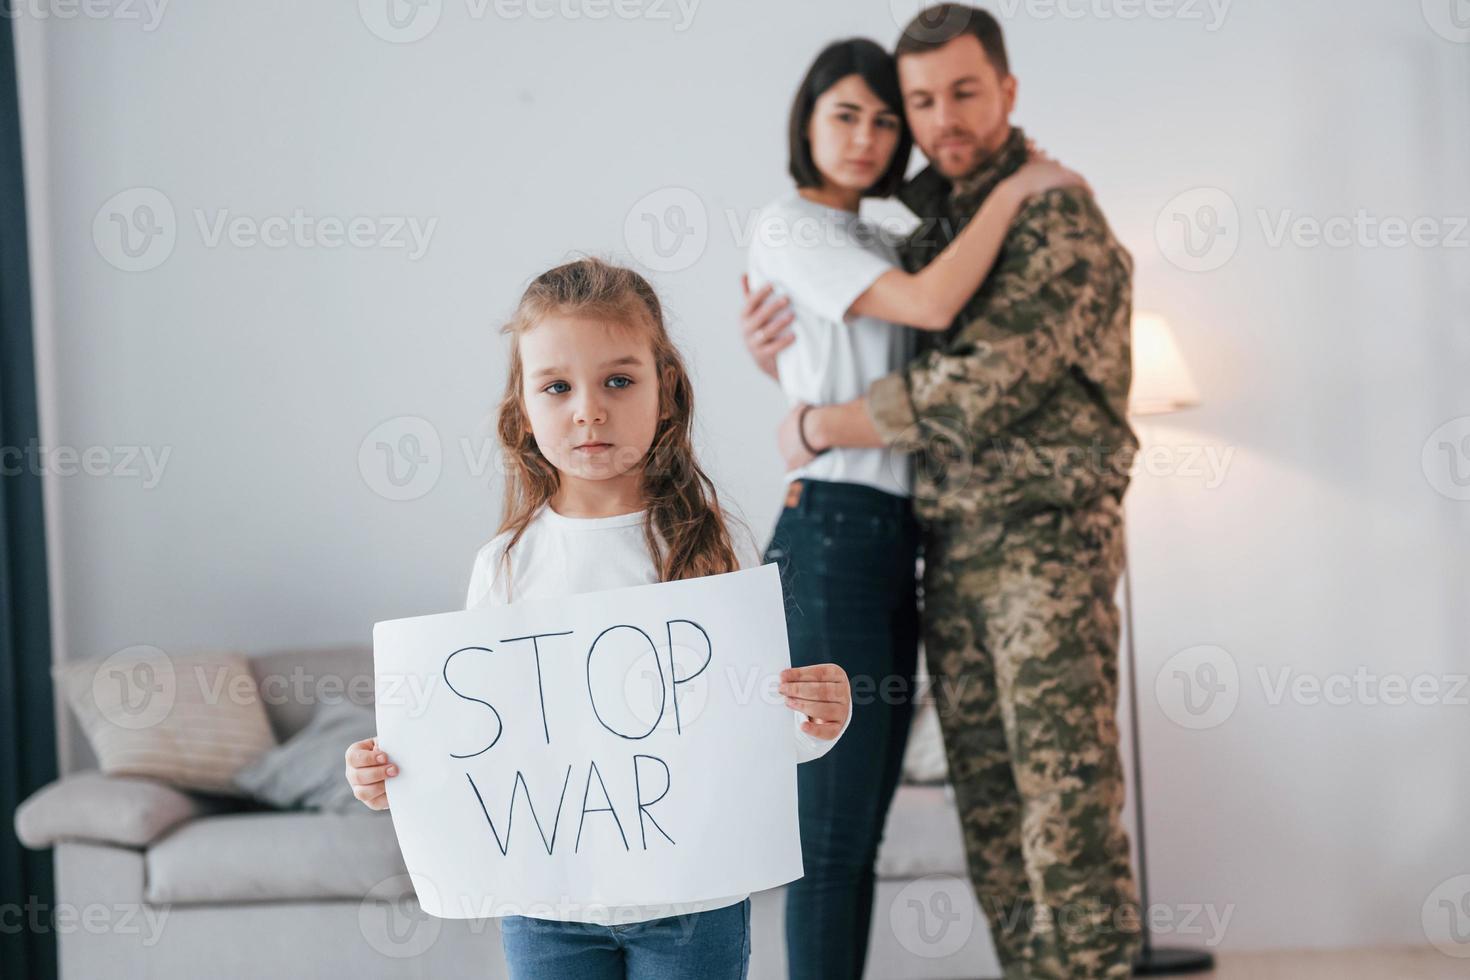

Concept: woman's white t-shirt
[[746, 191, 915, 498], [463, 502, 850, 924]]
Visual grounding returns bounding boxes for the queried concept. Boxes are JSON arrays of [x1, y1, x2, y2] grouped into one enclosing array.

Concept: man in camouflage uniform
[[749, 6, 1142, 977]]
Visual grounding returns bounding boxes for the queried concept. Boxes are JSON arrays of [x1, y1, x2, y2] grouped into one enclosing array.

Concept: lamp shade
[[1129, 312, 1200, 416]]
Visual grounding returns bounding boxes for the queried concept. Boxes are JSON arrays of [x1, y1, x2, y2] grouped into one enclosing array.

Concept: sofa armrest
[[15, 771, 236, 850]]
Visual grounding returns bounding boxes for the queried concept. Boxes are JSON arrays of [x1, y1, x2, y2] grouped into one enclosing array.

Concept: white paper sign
[[372, 562, 803, 920]]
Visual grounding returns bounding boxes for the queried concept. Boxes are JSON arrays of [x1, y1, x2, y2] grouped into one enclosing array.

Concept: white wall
[[18, 0, 1470, 956]]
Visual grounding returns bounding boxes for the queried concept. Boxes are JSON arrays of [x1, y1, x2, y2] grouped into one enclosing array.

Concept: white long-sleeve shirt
[[463, 502, 850, 924]]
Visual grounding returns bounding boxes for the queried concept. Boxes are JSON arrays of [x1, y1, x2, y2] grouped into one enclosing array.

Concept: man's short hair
[[894, 4, 1010, 77]]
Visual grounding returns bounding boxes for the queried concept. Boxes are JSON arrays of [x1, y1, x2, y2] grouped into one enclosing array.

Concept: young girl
[[738, 37, 1089, 980], [345, 256, 853, 979]]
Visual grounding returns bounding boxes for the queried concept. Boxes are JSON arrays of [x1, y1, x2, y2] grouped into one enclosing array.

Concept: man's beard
[[932, 129, 998, 178], [935, 138, 982, 178]]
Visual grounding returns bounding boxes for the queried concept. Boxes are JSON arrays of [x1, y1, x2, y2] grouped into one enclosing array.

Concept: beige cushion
[[55, 647, 278, 796]]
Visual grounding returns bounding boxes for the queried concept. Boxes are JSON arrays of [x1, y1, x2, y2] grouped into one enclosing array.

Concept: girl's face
[[807, 73, 902, 193], [518, 313, 663, 487]]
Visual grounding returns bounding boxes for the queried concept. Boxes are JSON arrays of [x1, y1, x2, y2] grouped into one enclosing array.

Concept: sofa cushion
[[14, 771, 238, 850], [234, 700, 377, 812], [144, 784, 965, 905], [874, 783, 969, 880], [55, 648, 279, 797], [246, 646, 373, 742], [146, 809, 404, 904]]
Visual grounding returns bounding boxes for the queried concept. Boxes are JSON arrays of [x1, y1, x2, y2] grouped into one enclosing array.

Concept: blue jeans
[[763, 479, 921, 980], [498, 899, 750, 980]]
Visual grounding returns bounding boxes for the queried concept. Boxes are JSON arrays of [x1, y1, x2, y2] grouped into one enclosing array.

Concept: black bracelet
[[798, 404, 826, 457]]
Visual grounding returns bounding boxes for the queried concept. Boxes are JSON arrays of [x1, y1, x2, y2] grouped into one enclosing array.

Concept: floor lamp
[[1122, 313, 1214, 975]]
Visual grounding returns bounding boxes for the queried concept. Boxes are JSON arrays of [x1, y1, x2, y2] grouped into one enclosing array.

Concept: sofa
[[15, 645, 1000, 979]]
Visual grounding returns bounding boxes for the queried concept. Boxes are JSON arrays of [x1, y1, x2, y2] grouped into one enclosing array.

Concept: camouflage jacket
[[866, 126, 1140, 524]]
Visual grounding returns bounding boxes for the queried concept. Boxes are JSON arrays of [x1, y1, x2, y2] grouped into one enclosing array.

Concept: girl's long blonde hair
[[495, 257, 741, 592]]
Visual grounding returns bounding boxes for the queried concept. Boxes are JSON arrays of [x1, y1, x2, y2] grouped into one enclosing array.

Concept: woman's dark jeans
[[763, 478, 920, 980]]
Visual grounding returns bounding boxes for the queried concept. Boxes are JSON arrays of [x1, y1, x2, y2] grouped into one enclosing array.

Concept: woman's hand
[[740, 275, 795, 380], [780, 663, 851, 740], [778, 402, 819, 471], [1007, 141, 1091, 200], [344, 736, 397, 810]]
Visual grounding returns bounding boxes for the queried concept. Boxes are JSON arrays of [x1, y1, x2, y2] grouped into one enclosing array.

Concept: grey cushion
[[137, 785, 956, 906], [142, 788, 958, 903], [14, 771, 237, 849], [234, 700, 377, 812], [246, 645, 373, 742], [146, 809, 402, 904]]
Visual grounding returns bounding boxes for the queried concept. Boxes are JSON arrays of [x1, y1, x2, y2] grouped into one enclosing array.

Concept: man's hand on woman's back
[[740, 275, 795, 381]]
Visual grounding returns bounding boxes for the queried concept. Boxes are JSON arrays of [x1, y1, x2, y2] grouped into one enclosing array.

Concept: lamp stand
[[1121, 540, 1216, 975]]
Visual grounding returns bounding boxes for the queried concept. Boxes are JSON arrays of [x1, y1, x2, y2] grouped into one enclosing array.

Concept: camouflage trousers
[[921, 497, 1141, 979]]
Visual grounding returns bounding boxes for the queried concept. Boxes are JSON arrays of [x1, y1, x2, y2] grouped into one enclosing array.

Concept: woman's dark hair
[[787, 38, 912, 199]]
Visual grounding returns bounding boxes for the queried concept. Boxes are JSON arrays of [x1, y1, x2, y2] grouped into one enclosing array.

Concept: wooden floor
[[1203, 946, 1466, 979]]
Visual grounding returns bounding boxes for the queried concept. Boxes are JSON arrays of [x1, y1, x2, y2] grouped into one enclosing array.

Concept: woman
[[745, 38, 1088, 979]]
